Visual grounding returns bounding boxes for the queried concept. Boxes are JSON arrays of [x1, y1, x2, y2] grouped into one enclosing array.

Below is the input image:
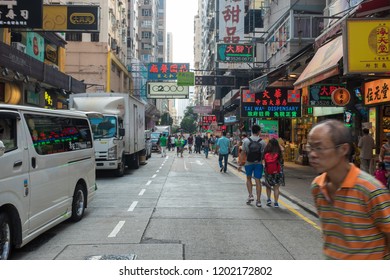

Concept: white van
[[0, 104, 97, 260]]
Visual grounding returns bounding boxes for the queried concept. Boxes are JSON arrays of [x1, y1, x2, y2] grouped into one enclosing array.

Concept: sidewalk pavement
[[228, 159, 319, 218]]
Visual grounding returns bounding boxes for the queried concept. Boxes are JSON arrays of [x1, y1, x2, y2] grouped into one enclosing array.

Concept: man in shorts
[[238, 124, 266, 207]]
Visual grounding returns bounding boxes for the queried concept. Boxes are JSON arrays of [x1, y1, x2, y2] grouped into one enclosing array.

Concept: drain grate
[[86, 254, 137, 260]]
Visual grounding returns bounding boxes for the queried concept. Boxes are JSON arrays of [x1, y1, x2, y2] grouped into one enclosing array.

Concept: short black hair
[[362, 128, 369, 134], [251, 124, 261, 134]]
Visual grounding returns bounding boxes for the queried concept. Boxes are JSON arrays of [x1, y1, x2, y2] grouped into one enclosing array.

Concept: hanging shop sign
[[257, 119, 279, 139], [202, 115, 217, 124], [194, 75, 235, 86], [344, 19, 390, 74], [240, 87, 301, 118], [331, 88, 351, 106], [0, 0, 43, 28], [363, 79, 390, 106], [147, 82, 189, 99], [26, 32, 45, 62], [218, 0, 245, 43], [309, 84, 346, 106], [177, 72, 194, 86], [217, 43, 254, 62], [147, 63, 189, 81]]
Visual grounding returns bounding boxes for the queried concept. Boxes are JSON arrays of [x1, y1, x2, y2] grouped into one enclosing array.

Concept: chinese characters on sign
[[147, 63, 189, 80], [345, 19, 390, 73], [0, 0, 42, 28], [219, 0, 244, 43], [240, 88, 301, 118], [309, 84, 346, 106], [364, 79, 390, 105], [202, 115, 217, 124], [217, 43, 254, 62]]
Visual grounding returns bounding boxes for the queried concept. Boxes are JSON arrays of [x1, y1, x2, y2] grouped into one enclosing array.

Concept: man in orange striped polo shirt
[[308, 119, 390, 260]]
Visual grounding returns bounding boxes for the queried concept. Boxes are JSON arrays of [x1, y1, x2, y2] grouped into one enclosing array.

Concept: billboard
[[344, 19, 390, 74], [148, 63, 190, 81], [0, 0, 43, 28], [217, 43, 254, 62], [147, 82, 189, 99], [41, 5, 99, 32], [241, 87, 301, 118], [219, 0, 245, 43]]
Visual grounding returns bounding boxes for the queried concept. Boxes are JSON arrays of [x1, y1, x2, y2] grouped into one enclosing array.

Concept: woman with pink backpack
[[263, 138, 284, 207]]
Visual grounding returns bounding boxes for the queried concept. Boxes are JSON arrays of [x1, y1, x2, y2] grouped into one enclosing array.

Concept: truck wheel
[[0, 212, 12, 260], [70, 184, 86, 222], [115, 156, 125, 177]]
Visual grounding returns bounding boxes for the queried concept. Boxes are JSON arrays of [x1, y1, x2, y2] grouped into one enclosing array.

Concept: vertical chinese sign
[[219, 0, 245, 43], [241, 88, 301, 118]]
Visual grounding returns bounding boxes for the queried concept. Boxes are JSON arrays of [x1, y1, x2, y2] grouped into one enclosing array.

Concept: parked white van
[[0, 104, 97, 260]]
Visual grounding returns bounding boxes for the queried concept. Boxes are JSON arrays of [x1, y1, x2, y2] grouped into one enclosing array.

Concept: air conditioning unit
[[12, 42, 26, 53]]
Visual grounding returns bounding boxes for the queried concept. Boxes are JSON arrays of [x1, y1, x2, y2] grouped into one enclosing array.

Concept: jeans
[[204, 147, 209, 158], [219, 153, 229, 172]]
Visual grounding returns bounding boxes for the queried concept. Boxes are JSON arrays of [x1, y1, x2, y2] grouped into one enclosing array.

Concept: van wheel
[[115, 156, 125, 177], [70, 184, 86, 222], [0, 212, 12, 260]]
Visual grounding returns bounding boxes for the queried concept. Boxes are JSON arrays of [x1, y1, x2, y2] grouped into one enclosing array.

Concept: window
[[91, 33, 99, 42], [65, 32, 82, 41], [142, 31, 151, 39], [0, 114, 17, 153], [142, 9, 152, 16], [144, 0, 150, 4], [25, 114, 93, 155]]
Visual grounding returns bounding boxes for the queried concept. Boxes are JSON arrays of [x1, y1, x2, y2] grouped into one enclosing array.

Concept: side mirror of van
[[0, 140, 5, 157], [119, 128, 125, 137]]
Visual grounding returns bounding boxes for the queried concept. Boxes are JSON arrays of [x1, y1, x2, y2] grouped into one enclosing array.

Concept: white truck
[[69, 92, 146, 176], [154, 125, 171, 137]]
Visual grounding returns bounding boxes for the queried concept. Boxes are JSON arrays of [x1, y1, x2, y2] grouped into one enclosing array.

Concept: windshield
[[89, 116, 117, 139], [151, 132, 160, 139]]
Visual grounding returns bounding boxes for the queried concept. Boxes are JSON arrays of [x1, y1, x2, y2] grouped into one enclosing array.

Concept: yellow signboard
[[41, 5, 99, 32], [364, 79, 390, 105], [345, 19, 390, 74]]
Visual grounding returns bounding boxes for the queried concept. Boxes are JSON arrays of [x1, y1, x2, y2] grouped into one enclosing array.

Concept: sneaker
[[256, 201, 262, 207], [247, 195, 254, 203], [274, 202, 279, 208], [266, 199, 272, 207], [220, 167, 223, 172]]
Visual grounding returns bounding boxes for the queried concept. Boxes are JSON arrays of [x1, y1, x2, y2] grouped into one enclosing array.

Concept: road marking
[[108, 221, 125, 238], [233, 165, 321, 231], [156, 170, 160, 173], [146, 180, 152, 186], [139, 189, 146, 196], [128, 201, 138, 211], [152, 174, 157, 178], [184, 160, 189, 171]]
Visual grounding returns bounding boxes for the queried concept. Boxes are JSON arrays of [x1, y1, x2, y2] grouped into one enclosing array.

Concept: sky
[[166, 0, 198, 69]]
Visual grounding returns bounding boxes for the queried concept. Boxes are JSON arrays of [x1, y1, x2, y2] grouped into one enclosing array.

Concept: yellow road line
[[233, 166, 321, 231]]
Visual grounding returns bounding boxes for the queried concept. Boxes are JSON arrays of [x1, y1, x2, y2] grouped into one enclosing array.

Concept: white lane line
[[159, 166, 162, 169], [128, 201, 138, 211], [108, 221, 125, 238], [184, 160, 189, 171], [139, 189, 146, 196], [152, 174, 157, 178], [146, 180, 152, 186], [156, 170, 160, 173]]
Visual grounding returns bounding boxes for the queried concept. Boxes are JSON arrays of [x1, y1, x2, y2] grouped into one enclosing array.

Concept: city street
[[11, 150, 324, 260]]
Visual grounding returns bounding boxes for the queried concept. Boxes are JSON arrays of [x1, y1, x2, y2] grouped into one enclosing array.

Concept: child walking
[[264, 138, 283, 208], [374, 161, 388, 187]]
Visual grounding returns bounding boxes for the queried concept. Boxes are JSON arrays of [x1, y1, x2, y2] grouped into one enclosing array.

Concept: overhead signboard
[[40, 5, 99, 32], [177, 72, 194, 86], [364, 79, 390, 106], [147, 82, 189, 99], [148, 63, 190, 81], [240, 87, 301, 118], [194, 105, 212, 114], [0, 0, 43, 28], [344, 19, 390, 74], [194, 75, 235, 86], [309, 84, 346, 106], [217, 43, 254, 62]]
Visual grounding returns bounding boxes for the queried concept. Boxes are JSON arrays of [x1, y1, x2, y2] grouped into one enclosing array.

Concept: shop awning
[[293, 36, 343, 89]]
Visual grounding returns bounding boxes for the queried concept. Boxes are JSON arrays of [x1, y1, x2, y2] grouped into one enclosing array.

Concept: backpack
[[246, 138, 262, 162], [264, 153, 281, 174]]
